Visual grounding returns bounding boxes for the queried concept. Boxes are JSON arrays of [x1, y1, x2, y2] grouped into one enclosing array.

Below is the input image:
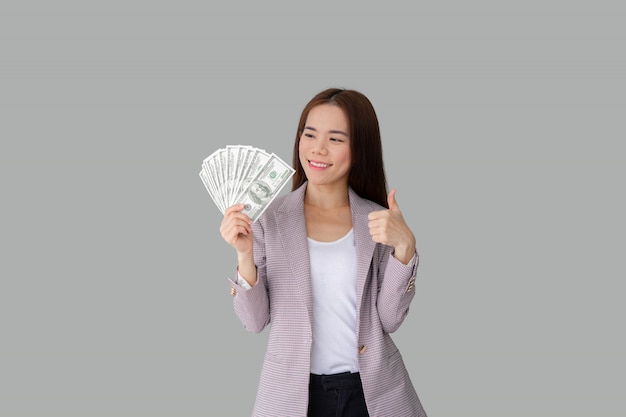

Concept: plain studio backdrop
[[1, 1, 624, 416]]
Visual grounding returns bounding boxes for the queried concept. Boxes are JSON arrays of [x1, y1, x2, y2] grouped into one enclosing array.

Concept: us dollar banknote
[[199, 145, 295, 222]]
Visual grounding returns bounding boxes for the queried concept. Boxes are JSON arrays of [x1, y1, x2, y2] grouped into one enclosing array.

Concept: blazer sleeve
[[229, 219, 271, 334], [376, 248, 420, 333]]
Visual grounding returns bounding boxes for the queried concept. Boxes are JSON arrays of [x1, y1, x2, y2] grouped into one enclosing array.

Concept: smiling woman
[[219, 88, 428, 417], [292, 89, 388, 209]]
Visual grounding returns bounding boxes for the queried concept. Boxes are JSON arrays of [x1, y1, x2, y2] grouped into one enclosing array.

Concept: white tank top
[[307, 228, 359, 374]]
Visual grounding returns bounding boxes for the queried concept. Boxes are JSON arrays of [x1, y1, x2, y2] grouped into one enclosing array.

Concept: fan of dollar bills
[[199, 145, 295, 223]]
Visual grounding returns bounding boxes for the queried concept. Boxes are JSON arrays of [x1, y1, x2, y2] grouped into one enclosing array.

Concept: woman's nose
[[311, 139, 328, 155]]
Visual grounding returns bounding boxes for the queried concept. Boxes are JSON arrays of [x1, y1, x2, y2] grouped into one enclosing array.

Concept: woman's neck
[[304, 183, 349, 209]]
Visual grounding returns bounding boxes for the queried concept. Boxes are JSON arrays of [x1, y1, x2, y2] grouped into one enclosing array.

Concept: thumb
[[387, 188, 400, 210]]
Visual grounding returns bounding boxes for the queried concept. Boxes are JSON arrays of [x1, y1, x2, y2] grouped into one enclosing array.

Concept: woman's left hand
[[368, 189, 416, 264]]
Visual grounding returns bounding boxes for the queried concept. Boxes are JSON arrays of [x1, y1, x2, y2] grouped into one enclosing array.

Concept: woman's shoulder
[[349, 188, 386, 213]]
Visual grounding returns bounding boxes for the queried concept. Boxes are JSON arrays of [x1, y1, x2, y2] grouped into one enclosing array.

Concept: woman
[[220, 88, 428, 417]]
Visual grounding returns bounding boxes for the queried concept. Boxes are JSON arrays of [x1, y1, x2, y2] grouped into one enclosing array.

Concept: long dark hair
[[291, 88, 389, 208]]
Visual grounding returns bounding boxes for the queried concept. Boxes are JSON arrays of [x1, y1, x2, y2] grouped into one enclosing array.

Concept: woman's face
[[299, 104, 351, 188]]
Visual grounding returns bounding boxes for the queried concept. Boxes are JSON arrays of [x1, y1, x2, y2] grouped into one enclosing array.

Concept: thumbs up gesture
[[368, 189, 416, 264]]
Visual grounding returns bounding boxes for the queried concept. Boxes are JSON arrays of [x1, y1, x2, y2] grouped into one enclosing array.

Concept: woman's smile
[[308, 159, 333, 169]]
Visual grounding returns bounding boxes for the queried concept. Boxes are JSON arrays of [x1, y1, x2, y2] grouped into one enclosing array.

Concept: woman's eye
[[303, 133, 314, 138], [330, 137, 344, 142]]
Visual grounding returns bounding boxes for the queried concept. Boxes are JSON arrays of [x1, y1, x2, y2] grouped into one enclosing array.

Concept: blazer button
[[359, 345, 367, 354]]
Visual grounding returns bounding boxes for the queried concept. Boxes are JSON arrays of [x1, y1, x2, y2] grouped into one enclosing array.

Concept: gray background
[[1, 0, 624, 416]]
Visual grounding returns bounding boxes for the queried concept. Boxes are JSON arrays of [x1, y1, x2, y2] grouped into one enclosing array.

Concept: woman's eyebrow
[[303, 126, 348, 136]]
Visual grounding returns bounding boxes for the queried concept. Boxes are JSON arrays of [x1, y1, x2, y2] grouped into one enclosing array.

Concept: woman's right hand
[[220, 204, 254, 256]]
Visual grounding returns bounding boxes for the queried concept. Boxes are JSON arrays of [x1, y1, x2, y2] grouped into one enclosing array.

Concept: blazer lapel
[[274, 184, 314, 326], [349, 188, 377, 331]]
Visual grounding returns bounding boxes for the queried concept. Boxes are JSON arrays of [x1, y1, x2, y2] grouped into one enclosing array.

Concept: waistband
[[309, 372, 363, 390]]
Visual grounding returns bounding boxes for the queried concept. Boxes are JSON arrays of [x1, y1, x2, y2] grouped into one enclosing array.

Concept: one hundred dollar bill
[[235, 152, 295, 223]]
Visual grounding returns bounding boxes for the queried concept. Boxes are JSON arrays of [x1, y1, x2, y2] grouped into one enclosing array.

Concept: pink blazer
[[229, 182, 427, 417]]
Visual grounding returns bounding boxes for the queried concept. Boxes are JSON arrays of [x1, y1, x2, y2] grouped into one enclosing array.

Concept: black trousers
[[308, 372, 370, 417]]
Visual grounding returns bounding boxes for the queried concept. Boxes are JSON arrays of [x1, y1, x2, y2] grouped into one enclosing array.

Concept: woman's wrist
[[392, 242, 415, 265], [237, 253, 257, 286]]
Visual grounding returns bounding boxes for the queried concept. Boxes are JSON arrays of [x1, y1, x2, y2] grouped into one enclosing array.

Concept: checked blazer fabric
[[228, 182, 428, 417]]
